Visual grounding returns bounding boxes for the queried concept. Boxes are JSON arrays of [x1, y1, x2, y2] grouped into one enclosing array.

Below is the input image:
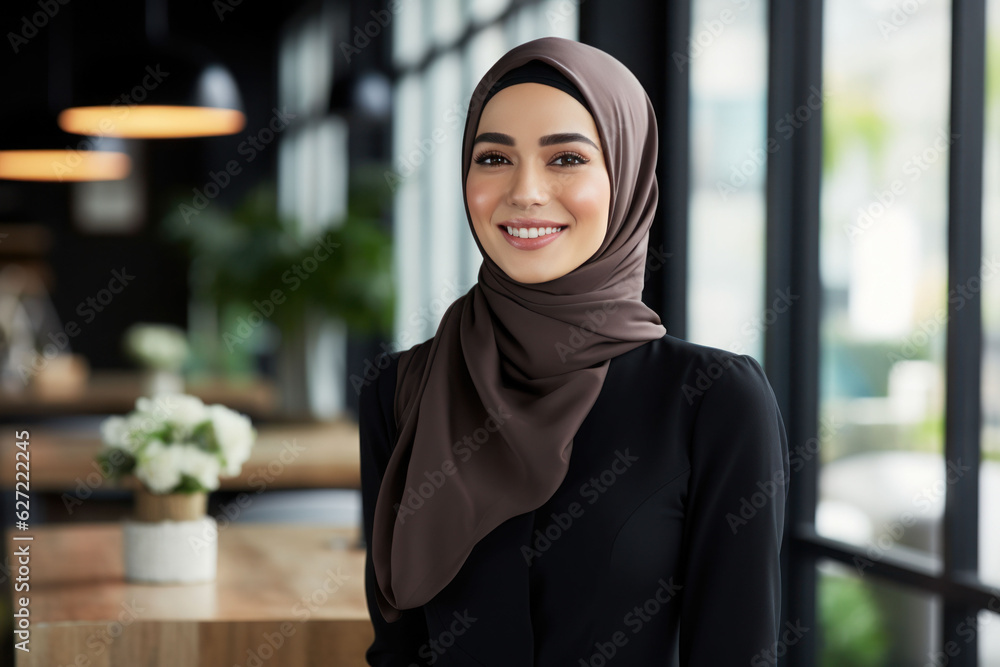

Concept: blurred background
[[0, 0, 998, 665]]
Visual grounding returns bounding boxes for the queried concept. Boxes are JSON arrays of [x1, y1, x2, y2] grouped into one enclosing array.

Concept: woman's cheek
[[563, 173, 610, 222], [466, 179, 498, 224]]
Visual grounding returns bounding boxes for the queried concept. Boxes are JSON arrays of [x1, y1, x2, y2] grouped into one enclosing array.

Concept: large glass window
[[687, 0, 769, 361], [772, 0, 1000, 662], [817, 560, 941, 665], [817, 0, 952, 560]]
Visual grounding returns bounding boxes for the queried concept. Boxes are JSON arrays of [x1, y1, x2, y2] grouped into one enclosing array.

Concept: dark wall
[[0, 0, 308, 368]]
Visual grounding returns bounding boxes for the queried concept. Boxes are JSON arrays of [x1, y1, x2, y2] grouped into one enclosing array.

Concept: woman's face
[[466, 82, 611, 285]]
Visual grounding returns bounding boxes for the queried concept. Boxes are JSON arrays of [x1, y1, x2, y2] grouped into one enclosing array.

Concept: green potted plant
[[160, 168, 395, 407]]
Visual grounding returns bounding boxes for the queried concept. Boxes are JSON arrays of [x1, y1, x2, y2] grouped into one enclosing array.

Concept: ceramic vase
[[122, 487, 217, 583]]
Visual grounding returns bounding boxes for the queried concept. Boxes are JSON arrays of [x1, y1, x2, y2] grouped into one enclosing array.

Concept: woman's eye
[[552, 153, 588, 166], [474, 152, 509, 166]]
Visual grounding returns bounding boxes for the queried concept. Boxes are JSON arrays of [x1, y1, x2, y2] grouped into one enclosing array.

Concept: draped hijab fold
[[370, 36, 666, 622]]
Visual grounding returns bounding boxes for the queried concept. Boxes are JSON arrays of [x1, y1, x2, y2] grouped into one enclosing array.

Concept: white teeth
[[505, 226, 564, 239]]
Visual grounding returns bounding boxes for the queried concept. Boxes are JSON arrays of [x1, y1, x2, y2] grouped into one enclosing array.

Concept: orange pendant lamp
[[0, 116, 131, 183], [57, 0, 245, 140]]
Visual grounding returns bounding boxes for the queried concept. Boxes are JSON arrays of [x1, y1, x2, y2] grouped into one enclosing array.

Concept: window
[[768, 0, 1000, 664]]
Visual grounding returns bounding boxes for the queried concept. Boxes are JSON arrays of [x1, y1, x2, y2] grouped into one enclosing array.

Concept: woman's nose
[[506, 162, 550, 209]]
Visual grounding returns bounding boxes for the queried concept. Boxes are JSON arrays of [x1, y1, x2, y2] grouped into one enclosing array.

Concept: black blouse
[[359, 332, 789, 666]]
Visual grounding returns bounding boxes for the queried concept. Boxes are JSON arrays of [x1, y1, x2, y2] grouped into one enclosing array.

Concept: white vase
[[143, 369, 184, 397], [123, 489, 217, 584]]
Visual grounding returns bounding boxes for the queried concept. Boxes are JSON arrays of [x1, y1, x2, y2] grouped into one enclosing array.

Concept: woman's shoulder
[[644, 333, 776, 412], [356, 338, 432, 434], [356, 347, 402, 439]]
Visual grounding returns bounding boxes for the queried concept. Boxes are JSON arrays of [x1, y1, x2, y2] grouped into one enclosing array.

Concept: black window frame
[[582, 0, 995, 663], [765, 0, 995, 664]]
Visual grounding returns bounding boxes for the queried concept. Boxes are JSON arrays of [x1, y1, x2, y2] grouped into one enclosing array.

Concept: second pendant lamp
[[58, 0, 246, 140]]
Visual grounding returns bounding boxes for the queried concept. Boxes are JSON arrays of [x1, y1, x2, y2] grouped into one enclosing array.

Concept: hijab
[[371, 36, 666, 622]]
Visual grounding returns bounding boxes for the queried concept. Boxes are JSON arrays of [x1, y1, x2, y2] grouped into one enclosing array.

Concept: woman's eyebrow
[[472, 131, 600, 151]]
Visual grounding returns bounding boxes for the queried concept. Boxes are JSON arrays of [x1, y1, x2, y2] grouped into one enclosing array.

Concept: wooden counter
[[6, 522, 374, 666], [1, 419, 361, 492], [0, 370, 277, 419]]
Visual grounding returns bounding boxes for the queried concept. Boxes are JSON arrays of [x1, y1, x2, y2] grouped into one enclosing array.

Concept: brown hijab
[[371, 36, 666, 622]]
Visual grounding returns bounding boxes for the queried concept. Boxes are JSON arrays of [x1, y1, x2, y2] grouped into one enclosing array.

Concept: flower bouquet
[[98, 393, 257, 583]]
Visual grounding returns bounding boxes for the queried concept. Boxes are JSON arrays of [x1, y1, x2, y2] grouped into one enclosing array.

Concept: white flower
[[99, 414, 147, 453], [134, 394, 208, 435], [100, 393, 255, 493], [124, 323, 189, 371], [100, 416, 130, 449], [207, 404, 256, 477], [164, 394, 211, 432], [135, 440, 183, 493], [176, 444, 222, 491]]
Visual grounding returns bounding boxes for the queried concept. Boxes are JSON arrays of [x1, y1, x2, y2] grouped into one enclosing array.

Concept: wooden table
[[0, 370, 277, 419], [6, 522, 374, 666], [1, 419, 362, 492]]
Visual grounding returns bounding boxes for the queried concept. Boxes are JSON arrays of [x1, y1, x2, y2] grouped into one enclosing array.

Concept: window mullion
[[942, 0, 986, 661]]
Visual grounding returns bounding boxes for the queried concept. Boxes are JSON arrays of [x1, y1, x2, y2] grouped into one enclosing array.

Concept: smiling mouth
[[502, 225, 567, 239]]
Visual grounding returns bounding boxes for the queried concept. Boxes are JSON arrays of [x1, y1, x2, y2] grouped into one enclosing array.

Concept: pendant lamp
[[0, 116, 131, 182], [327, 70, 392, 124], [58, 0, 246, 139]]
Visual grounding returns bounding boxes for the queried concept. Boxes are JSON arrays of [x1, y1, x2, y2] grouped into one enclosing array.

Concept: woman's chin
[[503, 263, 565, 285]]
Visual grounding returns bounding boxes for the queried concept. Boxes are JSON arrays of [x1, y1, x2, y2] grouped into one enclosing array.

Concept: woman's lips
[[498, 224, 566, 250]]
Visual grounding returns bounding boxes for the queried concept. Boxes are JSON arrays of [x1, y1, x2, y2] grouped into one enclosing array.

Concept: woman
[[360, 36, 789, 666]]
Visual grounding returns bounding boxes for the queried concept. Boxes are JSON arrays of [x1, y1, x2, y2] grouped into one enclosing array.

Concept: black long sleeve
[[359, 353, 431, 666], [356, 336, 789, 666], [678, 354, 790, 665]]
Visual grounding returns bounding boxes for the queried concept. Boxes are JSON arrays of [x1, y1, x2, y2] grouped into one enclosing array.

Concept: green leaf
[[171, 474, 209, 494], [95, 449, 136, 480], [189, 420, 220, 453]]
